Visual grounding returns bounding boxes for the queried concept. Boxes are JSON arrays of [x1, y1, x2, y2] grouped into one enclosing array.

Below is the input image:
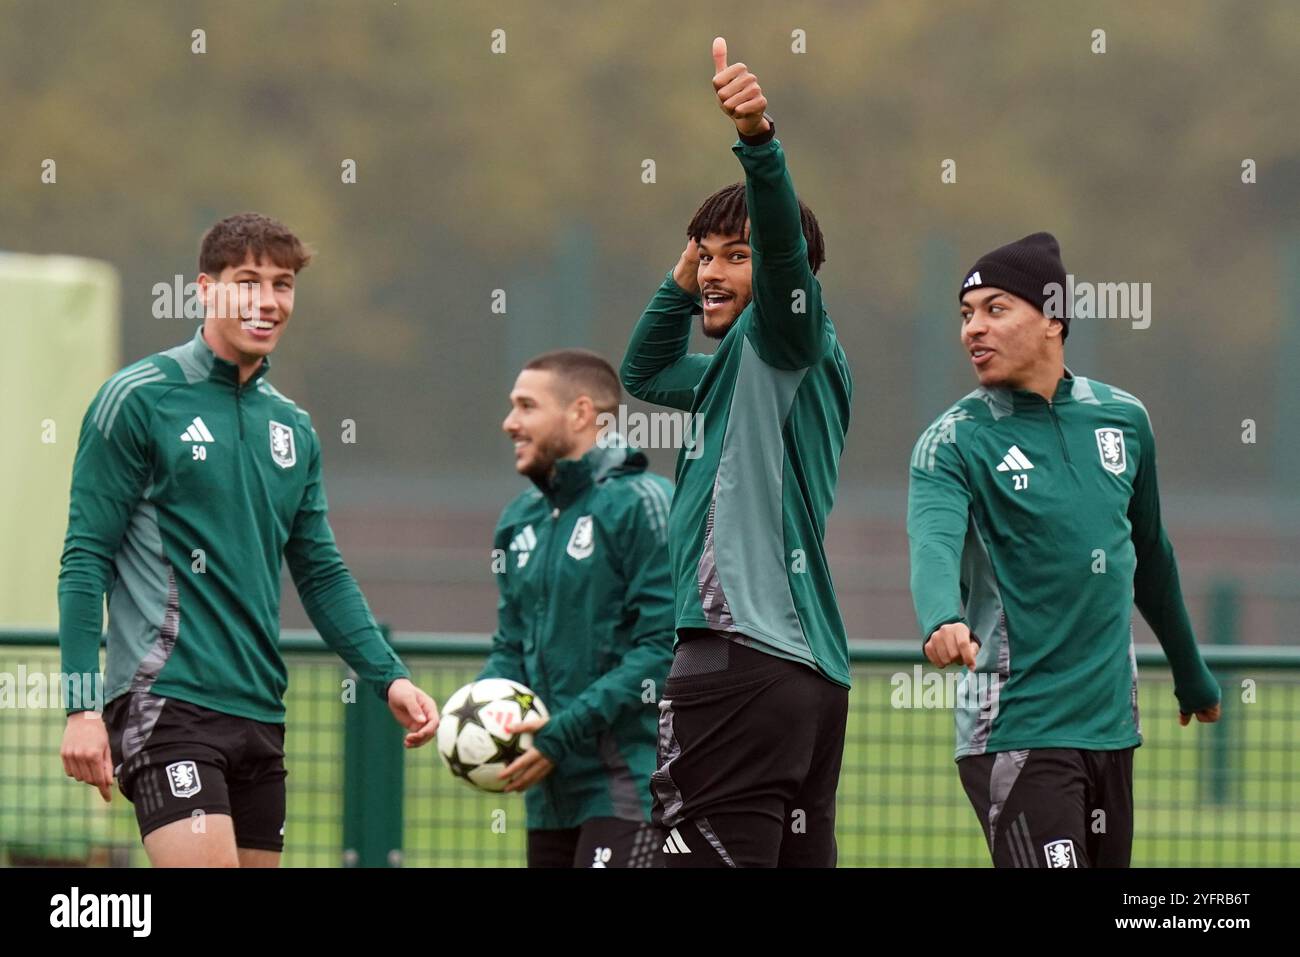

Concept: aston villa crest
[[1043, 838, 1078, 868], [566, 515, 594, 560], [1095, 428, 1126, 475], [166, 760, 202, 799], [269, 420, 296, 469]]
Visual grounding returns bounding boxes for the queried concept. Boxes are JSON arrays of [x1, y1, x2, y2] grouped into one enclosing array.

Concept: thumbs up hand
[[711, 37, 770, 137]]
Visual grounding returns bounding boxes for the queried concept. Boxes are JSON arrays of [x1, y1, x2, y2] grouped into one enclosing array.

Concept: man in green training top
[[58, 212, 440, 867], [621, 38, 853, 867], [479, 349, 674, 868], [907, 231, 1221, 868]]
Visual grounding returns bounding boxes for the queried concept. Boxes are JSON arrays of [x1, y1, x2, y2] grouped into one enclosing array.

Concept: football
[[436, 678, 550, 792]]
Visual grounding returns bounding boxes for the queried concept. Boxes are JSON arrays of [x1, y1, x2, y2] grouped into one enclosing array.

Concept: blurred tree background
[[2, 0, 1296, 637]]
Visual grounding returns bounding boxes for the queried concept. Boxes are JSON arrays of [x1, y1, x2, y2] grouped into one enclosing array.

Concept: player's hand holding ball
[[711, 37, 771, 138], [437, 678, 551, 792], [499, 714, 555, 793]]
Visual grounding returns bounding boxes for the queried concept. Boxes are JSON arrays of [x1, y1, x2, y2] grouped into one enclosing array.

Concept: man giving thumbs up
[[620, 38, 854, 868]]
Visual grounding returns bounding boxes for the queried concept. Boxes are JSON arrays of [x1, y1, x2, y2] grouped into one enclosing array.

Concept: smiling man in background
[[481, 349, 674, 868]]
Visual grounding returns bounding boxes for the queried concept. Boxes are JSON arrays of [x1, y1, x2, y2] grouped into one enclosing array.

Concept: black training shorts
[[651, 632, 849, 868], [104, 691, 287, 852], [526, 817, 664, 868], [958, 746, 1135, 867]]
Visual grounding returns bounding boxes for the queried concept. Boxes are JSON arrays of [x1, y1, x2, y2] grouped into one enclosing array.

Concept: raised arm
[[620, 241, 712, 411], [712, 37, 826, 369]]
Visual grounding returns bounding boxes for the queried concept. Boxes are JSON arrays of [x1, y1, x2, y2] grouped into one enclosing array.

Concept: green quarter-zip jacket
[[621, 135, 854, 688], [58, 326, 408, 722], [908, 372, 1220, 758], [479, 441, 675, 830]]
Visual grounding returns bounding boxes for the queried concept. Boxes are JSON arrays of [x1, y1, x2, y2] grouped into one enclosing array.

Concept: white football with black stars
[[436, 678, 550, 792]]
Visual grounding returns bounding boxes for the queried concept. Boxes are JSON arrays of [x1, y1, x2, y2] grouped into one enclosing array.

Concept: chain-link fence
[[1, 632, 1295, 867]]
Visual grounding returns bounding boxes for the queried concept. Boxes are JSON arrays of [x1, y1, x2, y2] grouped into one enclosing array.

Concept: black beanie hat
[[958, 232, 1069, 338]]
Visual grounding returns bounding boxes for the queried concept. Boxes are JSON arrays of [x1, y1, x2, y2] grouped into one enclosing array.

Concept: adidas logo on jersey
[[508, 525, 536, 569], [662, 827, 691, 854], [180, 417, 215, 443], [994, 445, 1034, 472]]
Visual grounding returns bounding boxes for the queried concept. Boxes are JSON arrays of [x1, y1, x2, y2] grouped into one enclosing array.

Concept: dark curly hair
[[685, 182, 825, 274]]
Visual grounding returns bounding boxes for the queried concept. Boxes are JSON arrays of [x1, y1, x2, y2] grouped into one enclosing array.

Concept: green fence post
[[342, 624, 405, 867], [1204, 580, 1239, 805]]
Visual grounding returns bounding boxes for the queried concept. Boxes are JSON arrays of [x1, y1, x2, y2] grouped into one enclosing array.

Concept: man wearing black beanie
[[906, 232, 1221, 867], [959, 231, 1070, 336]]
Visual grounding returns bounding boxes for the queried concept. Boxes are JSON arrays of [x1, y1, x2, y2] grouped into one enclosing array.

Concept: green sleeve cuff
[[731, 137, 781, 159], [1174, 664, 1221, 714], [532, 714, 572, 766], [375, 666, 411, 703]]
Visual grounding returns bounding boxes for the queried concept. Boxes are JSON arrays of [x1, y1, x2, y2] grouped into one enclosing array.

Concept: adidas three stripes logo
[[508, 525, 537, 568], [662, 827, 691, 855], [180, 417, 215, 443], [995, 445, 1034, 472]]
